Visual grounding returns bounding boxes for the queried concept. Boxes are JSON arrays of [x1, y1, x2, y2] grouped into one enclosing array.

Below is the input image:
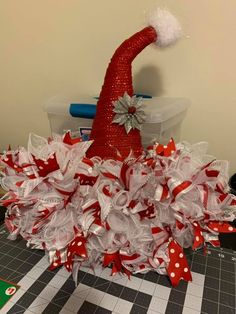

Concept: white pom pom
[[148, 8, 182, 47]]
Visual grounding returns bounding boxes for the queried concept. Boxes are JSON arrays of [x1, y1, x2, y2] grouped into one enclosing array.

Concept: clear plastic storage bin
[[44, 97, 190, 146]]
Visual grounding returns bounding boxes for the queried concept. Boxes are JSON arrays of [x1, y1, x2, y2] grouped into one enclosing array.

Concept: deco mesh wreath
[[1, 9, 236, 287]]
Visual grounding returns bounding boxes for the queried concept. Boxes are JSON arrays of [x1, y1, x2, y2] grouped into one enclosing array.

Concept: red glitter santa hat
[[87, 9, 182, 159]]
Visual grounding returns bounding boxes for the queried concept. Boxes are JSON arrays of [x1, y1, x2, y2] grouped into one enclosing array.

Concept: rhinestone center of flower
[[128, 106, 136, 114]]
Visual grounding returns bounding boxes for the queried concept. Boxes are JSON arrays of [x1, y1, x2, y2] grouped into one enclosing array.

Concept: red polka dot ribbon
[[154, 138, 176, 157], [167, 240, 192, 287], [192, 222, 205, 250], [207, 221, 236, 233], [32, 153, 60, 178], [64, 236, 87, 271]]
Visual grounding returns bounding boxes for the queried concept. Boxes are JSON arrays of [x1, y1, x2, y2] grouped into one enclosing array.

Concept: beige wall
[[0, 0, 235, 175]]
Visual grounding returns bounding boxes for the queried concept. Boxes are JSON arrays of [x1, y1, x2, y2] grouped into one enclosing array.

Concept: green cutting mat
[[0, 278, 19, 309]]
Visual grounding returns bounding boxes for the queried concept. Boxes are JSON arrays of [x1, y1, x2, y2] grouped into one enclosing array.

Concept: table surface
[[0, 224, 235, 314]]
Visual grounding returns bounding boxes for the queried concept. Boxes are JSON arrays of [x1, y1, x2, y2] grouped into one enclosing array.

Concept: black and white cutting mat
[[0, 224, 235, 314]]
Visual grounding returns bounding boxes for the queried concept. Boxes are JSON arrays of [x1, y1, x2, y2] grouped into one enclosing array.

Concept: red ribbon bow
[[103, 252, 131, 278]]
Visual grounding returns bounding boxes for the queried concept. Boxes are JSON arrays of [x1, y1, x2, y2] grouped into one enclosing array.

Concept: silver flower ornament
[[112, 92, 146, 134]]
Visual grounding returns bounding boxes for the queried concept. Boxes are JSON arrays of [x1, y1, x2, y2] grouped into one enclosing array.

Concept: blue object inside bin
[[70, 104, 96, 119], [70, 94, 152, 119], [134, 94, 152, 99]]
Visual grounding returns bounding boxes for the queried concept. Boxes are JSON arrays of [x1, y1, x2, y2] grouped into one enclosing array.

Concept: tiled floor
[[0, 224, 235, 314]]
